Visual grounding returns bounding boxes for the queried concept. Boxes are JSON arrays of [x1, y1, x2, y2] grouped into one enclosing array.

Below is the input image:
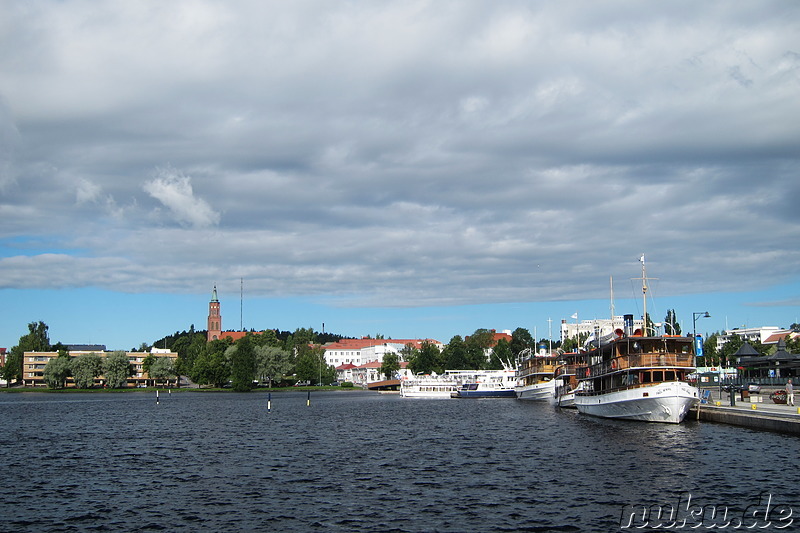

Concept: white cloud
[[0, 1, 797, 309], [143, 167, 220, 228]]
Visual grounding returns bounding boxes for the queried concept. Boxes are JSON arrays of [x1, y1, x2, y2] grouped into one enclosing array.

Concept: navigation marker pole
[[156, 389, 159, 405], [268, 392, 272, 412], [307, 390, 311, 406]]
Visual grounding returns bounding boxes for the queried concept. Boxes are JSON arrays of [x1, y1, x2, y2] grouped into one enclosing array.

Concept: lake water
[[0, 390, 797, 532]]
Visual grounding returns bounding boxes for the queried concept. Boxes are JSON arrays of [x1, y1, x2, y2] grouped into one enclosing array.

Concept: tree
[[72, 352, 103, 388], [664, 310, 682, 335], [19, 321, 51, 352], [408, 341, 442, 375], [398, 343, 418, 362], [149, 357, 176, 387], [142, 354, 157, 378], [43, 354, 71, 389], [294, 345, 332, 384], [441, 336, 468, 370], [380, 352, 400, 380], [465, 329, 494, 369], [786, 334, 800, 354], [229, 335, 257, 392], [487, 338, 514, 370], [191, 338, 231, 387], [509, 328, 534, 358], [254, 345, 292, 387], [174, 332, 207, 381], [103, 351, 132, 388], [3, 321, 52, 385], [192, 350, 230, 388], [701, 333, 720, 367]]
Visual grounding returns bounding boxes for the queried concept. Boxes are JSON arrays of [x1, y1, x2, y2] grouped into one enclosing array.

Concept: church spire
[[207, 284, 222, 342]]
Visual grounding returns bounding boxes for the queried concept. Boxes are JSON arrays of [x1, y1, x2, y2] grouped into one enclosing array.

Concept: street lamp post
[[693, 311, 711, 396]]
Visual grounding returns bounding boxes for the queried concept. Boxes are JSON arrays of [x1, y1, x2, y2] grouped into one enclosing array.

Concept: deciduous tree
[[73, 352, 103, 388], [380, 352, 400, 380], [254, 345, 292, 387], [103, 351, 132, 388], [149, 357, 176, 387], [43, 354, 71, 389]]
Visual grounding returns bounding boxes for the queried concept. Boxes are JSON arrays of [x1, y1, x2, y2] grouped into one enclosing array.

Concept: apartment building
[[23, 349, 178, 388]]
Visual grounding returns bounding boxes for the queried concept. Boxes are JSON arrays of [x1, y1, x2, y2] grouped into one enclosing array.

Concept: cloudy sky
[[1, 1, 798, 350]]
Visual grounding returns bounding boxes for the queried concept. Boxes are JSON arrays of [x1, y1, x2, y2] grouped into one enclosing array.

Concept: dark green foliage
[[408, 341, 443, 375], [4, 321, 52, 385], [487, 338, 514, 370], [230, 335, 256, 392], [380, 352, 400, 380], [509, 328, 534, 358], [441, 336, 468, 369], [465, 329, 494, 369], [664, 309, 682, 335]]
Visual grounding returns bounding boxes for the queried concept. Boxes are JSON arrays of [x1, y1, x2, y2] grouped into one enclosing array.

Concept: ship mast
[[640, 254, 647, 335]]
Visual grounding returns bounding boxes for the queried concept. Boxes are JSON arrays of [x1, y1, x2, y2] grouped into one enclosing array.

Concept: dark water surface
[[0, 391, 797, 532]]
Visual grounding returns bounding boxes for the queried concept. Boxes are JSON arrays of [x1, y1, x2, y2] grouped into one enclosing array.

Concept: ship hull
[[575, 382, 698, 423], [515, 380, 555, 401]]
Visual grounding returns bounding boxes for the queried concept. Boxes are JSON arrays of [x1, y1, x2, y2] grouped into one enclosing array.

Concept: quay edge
[[692, 403, 800, 436]]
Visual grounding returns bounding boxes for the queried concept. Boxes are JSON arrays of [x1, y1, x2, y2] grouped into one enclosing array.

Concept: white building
[[323, 338, 443, 367], [715, 327, 786, 351]]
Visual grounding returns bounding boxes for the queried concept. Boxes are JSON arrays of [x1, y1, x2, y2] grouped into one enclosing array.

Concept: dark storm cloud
[[0, 0, 798, 307]]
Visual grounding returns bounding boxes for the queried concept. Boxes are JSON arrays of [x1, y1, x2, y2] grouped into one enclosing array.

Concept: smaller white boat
[[400, 374, 458, 398], [451, 369, 518, 398]]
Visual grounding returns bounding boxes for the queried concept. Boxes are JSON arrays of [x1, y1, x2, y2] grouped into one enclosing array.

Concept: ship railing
[[577, 353, 695, 379]]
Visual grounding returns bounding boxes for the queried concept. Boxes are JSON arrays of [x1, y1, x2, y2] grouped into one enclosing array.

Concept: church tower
[[207, 285, 222, 342]]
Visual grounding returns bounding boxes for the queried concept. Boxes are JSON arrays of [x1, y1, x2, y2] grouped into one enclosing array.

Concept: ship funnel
[[623, 314, 634, 337]]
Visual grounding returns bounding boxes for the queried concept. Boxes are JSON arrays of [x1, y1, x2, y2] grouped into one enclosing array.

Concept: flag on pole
[[639, 254, 645, 264], [571, 313, 578, 319]]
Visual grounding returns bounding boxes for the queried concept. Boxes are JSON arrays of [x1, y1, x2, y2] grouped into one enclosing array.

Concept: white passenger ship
[[401, 369, 517, 399], [573, 258, 699, 423]]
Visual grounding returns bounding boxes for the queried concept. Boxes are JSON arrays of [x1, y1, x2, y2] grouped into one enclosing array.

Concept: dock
[[693, 392, 800, 435]]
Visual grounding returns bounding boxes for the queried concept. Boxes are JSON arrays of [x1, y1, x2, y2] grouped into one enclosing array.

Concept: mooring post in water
[[156, 389, 159, 405], [268, 392, 272, 412], [307, 390, 311, 406]]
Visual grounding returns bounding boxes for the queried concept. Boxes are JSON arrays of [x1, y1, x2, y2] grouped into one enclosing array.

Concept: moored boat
[[574, 314, 699, 423], [451, 369, 518, 398], [515, 350, 557, 400], [400, 374, 458, 398], [552, 352, 582, 408]]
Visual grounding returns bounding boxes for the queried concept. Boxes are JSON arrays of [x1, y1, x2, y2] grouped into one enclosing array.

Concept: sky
[[1, 1, 799, 351]]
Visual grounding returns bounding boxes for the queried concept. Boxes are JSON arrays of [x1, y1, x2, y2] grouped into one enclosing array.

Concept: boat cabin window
[[652, 371, 663, 382], [641, 371, 652, 384], [665, 371, 675, 381]]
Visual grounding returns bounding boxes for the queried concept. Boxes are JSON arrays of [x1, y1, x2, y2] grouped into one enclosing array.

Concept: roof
[[763, 331, 792, 344], [323, 338, 441, 351], [217, 331, 268, 342], [733, 342, 760, 357], [767, 338, 799, 362]]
